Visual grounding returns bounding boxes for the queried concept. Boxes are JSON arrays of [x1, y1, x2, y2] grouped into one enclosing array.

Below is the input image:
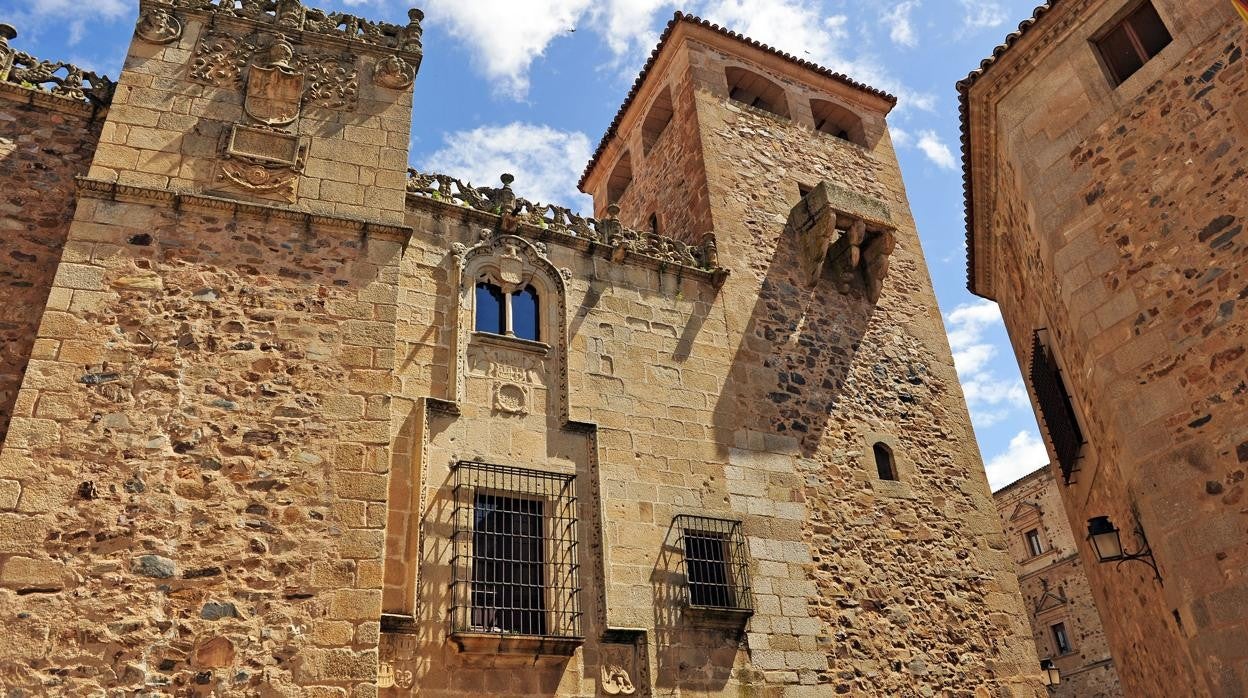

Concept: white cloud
[[958, 0, 1008, 32], [422, 0, 592, 99], [916, 130, 957, 170], [12, 0, 130, 45], [944, 299, 1030, 429], [421, 122, 593, 211], [882, 1, 921, 48], [984, 429, 1050, 491], [590, 0, 678, 60]]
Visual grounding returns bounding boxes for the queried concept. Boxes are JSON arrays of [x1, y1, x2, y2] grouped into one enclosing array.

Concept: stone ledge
[[0, 82, 107, 121], [76, 177, 412, 242]]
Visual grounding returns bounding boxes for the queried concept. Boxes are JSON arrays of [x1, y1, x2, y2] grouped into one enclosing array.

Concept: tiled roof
[[578, 11, 898, 191], [957, 2, 1060, 295]]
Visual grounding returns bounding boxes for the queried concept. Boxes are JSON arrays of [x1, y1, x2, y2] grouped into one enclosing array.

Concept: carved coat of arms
[[244, 38, 304, 125]]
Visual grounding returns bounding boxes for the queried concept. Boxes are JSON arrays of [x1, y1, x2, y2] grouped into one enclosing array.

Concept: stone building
[[960, 1, 1248, 695], [993, 465, 1122, 697], [0, 1, 1044, 695]]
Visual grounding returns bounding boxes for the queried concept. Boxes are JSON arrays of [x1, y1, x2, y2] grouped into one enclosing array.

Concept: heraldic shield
[[245, 63, 304, 126]]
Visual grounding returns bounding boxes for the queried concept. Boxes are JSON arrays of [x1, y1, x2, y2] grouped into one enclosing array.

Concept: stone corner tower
[[0, 0, 424, 694], [576, 11, 1046, 695]]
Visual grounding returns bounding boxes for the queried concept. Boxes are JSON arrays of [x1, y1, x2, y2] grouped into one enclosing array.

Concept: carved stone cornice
[[76, 177, 411, 242], [150, 0, 424, 62], [407, 170, 727, 283], [0, 24, 115, 107], [957, 0, 1096, 299]]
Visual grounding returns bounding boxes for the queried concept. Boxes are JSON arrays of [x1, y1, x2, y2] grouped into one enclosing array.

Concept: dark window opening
[[642, 87, 674, 154], [1095, 1, 1171, 85], [475, 282, 506, 335], [874, 442, 897, 481], [810, 98, 865, 145], [798, 183, 814, 199], [648, 213, 660, 234], [471, 493, 546, 635], [725, 66, 790, 119], [676, 515, 752, 612], [1030, 332, 1084, 484], [511, 285, 540, 342], [607, 152, 633, 203], [1026, 529, 1044, 557], [450, 462, 581, 639], [1052, 622, 1072, 655]]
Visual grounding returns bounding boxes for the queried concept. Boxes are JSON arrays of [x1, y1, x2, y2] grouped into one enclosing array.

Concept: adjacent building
[[960, 1, 1248, 695], [994, 465, 1122, 697], [0, 0, 1050, 695]]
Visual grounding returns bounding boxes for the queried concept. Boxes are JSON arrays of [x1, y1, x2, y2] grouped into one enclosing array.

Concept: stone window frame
[[1089, 0, 1173, 87], [1050, 620, 1075, 656], [606, 150, 634, 203], [864, 432, 915, 499], [641, 84, 674, 155], [809, 97, 866, 146], [724, 65, 791, 119], [1024, 528, 1045, 558]]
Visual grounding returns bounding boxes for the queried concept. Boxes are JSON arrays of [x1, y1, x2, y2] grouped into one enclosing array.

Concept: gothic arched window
[[475, 278, 541, 342]]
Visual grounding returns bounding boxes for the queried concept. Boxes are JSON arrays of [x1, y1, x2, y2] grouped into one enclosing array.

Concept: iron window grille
[[450, 461, 581, 639], [674, 515, 752, 612], [1030, 332, 1085, 484]]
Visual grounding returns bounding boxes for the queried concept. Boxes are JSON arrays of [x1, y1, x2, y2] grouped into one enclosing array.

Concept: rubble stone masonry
[[963, 1, 1248, 694]]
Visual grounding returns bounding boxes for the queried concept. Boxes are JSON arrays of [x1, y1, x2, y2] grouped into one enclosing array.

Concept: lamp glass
[[1087, 516, 1124, 561]]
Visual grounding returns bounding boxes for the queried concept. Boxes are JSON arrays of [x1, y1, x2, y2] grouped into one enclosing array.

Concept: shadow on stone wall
[[708, 217, 876, 458]]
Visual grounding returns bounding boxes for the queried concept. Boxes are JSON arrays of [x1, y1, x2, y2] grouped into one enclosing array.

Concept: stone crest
[[135, 4, 183, 45], [601, 664, 637, 695], [244, 37, 303, 125], [374, 54, 415, 90]]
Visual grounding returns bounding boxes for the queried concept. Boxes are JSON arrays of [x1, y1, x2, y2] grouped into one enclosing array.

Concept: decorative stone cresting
[[0, 24, 115, 106], [156, 0, 424, 55], [408, 169, 724, 274]]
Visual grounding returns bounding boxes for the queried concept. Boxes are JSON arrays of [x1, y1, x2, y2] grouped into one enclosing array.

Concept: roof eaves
[[958, 1, 1060, 296]]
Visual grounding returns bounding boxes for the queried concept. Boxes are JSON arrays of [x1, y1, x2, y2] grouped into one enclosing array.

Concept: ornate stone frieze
[[408, 169, 725, 274], [190, 29, 359, 111], [135, 3, 184, 45], [160, 0, 424, 56], [0, 24, 115, 106]]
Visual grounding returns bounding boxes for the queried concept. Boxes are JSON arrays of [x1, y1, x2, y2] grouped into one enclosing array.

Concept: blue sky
[[5, 0, 1050, 490]]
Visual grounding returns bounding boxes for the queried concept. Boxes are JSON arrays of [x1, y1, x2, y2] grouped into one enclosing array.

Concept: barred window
[[1030, 332, 1084, 483], [451, 462, 581, 640], [675, 515, 752, 613]]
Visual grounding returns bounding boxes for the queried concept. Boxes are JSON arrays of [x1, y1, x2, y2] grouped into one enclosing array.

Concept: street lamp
[[1085, 515, 1162, 583], [1040, 659, 1061, 687]]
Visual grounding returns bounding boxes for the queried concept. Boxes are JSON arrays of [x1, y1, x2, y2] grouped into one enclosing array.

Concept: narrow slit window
[[1026, 529, 1044, 557], [475, 282, 506, 335], [874, 442, 897, 481], [511, 285, 540, 342], [1030, 332, 1085, 483], [1094, 1, 1172, 85]]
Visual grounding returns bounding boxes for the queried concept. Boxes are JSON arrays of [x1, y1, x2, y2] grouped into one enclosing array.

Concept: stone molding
[[408, 169, 727, 282], [75, 177, 411, 241], [0, 81, 109, 120]]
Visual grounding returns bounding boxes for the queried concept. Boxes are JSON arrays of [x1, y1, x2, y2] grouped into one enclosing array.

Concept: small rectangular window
[[450, 462, 581, 639], [1026, 529, 1044, 557], [1094, 1, 1172, 85], [676, 515, 752, 612], [1052, 622, 1072, 655]]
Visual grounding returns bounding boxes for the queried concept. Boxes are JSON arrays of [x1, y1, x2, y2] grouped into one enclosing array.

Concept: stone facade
[[993, 465, 1122, 697], [0, 3, 1043, 696], [961, 1, 1248, 695]]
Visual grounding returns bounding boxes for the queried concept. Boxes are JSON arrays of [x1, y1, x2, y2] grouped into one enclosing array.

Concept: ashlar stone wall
[[0, 85, 104, 448], [965, 1, 1248, 694]]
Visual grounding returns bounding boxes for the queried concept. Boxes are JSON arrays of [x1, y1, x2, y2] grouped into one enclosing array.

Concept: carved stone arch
[[450, 233, 570, 424]]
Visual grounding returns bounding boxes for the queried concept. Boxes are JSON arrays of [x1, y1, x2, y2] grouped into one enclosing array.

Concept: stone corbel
[[790, 180, 896, 302]]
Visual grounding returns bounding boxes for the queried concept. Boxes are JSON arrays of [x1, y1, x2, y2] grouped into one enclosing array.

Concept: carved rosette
[[135, 4, 184, 45], [373, 54, 415, 90]]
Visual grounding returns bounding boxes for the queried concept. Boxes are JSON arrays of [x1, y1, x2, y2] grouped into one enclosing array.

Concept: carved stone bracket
[[790, 180, 896, 302]]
